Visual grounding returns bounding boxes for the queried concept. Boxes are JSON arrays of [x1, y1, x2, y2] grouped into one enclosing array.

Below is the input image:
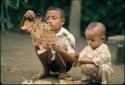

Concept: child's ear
[[102, 35, 105, 40], [61, 18, 65, 25]]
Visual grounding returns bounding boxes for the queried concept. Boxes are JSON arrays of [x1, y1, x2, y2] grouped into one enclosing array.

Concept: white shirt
[[79, 43, 112, 68], [56, 27, 75, 53]]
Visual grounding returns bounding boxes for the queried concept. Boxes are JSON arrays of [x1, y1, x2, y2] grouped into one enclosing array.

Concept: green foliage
[[1, 0, 124, 36], [0, 0, 71, 32], [81, 0, 125, 36]]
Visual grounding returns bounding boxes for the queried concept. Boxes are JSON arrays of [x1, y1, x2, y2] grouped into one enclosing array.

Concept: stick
[[57, 52, 67, 69]]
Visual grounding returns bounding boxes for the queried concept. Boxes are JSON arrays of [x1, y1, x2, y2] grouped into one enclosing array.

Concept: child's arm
[[92, 44, 111, 66], [51, 43, 76, 62], [78, 56, 94, 64]]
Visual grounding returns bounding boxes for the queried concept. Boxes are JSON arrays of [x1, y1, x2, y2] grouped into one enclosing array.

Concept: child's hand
[[78, 56, 94, 64], [24, 10, 35, 19], [51, 43, 65, 52]]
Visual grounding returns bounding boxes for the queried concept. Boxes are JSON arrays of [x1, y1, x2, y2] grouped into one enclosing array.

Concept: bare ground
[[1, 32, 124, 84]]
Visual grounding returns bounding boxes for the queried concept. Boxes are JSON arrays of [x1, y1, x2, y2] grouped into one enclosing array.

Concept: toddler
[[78, 22, 113, 84]]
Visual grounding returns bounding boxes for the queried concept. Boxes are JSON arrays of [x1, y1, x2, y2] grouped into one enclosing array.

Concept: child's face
[[45, 10, 64, 32], [85, 30, 103, 49]]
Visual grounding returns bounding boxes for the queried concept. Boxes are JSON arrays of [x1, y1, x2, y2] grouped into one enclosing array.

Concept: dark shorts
[[49, 60, 72, 72]]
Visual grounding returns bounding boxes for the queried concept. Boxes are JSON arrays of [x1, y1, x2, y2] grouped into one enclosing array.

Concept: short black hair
[[46, 6, 65, 18], [41, 17, 48, 23]]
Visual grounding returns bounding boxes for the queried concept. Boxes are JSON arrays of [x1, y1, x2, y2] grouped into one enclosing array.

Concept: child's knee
[[99, 64, 112, 79], [81, 64, 92, 73], [99, 64, 111, 72]]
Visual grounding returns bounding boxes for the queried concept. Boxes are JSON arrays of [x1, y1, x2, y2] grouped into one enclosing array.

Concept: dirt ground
[[1, 32, 124, 84]]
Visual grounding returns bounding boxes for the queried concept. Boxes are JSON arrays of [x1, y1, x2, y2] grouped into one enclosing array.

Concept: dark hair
[[46, 6, 65, 18], [41, 17, 48, 23]]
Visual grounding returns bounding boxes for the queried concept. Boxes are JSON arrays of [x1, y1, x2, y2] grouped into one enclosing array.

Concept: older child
[[23, 7, 76, 80], [78, 22, 113, 84]]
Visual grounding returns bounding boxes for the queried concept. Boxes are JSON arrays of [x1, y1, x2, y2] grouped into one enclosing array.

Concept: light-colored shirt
[[79, 43, 112, 68], [56, 27, 75, 53]]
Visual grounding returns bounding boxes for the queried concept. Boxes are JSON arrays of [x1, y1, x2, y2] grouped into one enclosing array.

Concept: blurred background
[[1, 0, 125, 36], [1, 0, 125, 84]]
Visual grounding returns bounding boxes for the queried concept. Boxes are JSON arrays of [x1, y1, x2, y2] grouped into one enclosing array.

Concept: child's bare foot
[[59, 73, 71, 79], [58, 73, 74, 84], [32, 72, 49, 80], [81, 80, 89, 85]]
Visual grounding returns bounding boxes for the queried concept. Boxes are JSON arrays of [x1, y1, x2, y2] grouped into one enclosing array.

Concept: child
[[23, 7, 76, 80], [78, 22, 113, 84]]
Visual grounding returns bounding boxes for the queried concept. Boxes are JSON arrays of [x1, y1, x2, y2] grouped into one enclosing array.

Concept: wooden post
[[69, 0, 81, 39]]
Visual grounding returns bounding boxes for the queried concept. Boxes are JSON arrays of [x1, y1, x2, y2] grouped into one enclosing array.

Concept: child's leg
[[37, 45, 46, 54], [56, 52, 73, 75], [32, 46, 51, 80], [80, 64, 100, 84], [99, 64, 112, 84], [80, 64, 91, 84]]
